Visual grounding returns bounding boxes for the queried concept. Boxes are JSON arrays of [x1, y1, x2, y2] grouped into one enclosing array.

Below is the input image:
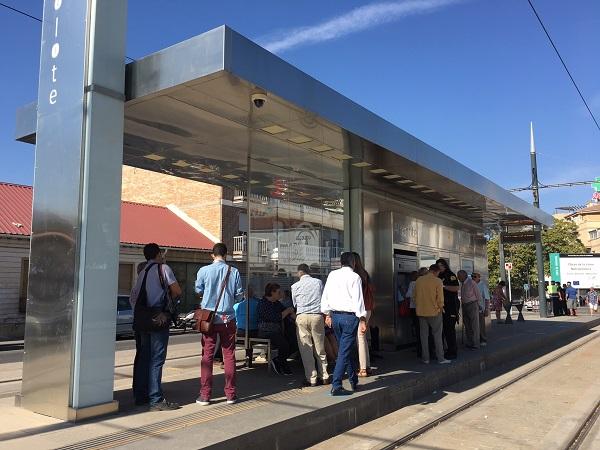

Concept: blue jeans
[[133, 328, 169, 405], [331, 313, 359, 390]]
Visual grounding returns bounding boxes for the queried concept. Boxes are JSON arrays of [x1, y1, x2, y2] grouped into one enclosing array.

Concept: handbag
[[194, 265, 231, 334], [133, 263, 171, 332]]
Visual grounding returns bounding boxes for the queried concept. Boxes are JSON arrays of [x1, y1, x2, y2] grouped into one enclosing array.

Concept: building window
[[118, 263, 134, 295], [590, 229, 598, 241], [19, 258, 29, 314]]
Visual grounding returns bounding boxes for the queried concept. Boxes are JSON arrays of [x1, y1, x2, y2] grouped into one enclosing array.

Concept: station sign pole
[[21, 0, 127, 420]]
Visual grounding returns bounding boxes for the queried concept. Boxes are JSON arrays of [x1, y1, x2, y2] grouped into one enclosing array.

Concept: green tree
[[487, 218, 585, 296]]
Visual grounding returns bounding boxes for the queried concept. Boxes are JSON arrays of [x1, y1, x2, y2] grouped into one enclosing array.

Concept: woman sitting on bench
[[257, 283, 296, 375]]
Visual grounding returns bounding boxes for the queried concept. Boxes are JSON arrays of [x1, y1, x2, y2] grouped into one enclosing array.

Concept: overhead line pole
[[530, 123, 548, 318]]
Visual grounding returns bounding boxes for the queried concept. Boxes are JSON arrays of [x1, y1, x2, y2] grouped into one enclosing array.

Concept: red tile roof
[[0, 182, 213, 250]]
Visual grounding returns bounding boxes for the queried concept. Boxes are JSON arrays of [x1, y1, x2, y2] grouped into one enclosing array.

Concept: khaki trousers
[[358, 310, 372, 370], [419, 314, 444, 362], [296, 314, 329, 383]]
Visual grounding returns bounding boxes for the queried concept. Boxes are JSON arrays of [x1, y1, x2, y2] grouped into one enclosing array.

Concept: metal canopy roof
[[15, 25, 553, 228]]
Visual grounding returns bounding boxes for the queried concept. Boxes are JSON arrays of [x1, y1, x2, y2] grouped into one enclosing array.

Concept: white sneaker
[[422, 359, 430, 364], [196, 397, 210, 406], [438, 359, 451, 364]]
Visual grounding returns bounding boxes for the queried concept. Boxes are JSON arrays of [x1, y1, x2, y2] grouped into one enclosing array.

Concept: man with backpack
[[131, 243, 182, 411]]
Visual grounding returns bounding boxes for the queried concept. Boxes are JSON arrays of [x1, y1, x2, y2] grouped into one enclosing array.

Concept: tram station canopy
[[15, 25, 553, 229]]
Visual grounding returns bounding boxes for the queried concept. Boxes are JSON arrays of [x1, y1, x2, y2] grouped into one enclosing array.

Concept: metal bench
[[236, 336, 272, 372]]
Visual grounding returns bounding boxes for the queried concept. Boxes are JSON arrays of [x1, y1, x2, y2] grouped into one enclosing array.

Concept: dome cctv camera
[[251, 93, 267, 108]]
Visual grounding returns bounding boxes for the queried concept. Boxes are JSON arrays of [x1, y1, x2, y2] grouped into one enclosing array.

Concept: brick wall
[[121, 166, 223, 240]]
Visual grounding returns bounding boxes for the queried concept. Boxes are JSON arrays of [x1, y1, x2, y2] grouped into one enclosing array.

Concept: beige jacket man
[[414, 266, 450, 365]]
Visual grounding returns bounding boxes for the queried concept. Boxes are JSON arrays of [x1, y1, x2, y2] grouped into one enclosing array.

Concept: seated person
[[257, 282, 296, 375], [234, 285, 260, 338]]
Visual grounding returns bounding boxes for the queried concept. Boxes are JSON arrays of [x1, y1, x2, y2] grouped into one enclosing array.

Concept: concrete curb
[[205, 318, 600, 450]]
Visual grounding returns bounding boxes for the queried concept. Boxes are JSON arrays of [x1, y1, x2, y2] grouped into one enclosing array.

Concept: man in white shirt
[[321, 252, 366, 396], [292, 264, 329, 387], [457, 270, 482, 350]]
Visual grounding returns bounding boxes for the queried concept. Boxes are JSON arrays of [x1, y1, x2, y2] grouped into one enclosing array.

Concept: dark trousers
[[201, 321, 237, 400], [133, 328, 169, 405], [443, 314, 458, 358], [237, 329, 258, 338], [259, 329, 290, 364], [411, 308, 421, 356], [552, 296, 562, 316], [331, 313, 359, 390]]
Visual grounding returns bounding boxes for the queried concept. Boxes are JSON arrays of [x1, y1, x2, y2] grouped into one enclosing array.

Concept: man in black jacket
[[437, 258, 460, 359]]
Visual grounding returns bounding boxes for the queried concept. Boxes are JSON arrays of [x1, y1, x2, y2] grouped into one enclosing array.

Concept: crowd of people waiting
[[131, 242, 568, 411]]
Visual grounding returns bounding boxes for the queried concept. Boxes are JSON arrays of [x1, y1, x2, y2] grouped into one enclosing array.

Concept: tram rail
[[379, 332, 600, 450]]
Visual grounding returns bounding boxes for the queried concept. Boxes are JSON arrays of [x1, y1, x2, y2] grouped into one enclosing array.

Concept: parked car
[[116, 295, 134, 337]]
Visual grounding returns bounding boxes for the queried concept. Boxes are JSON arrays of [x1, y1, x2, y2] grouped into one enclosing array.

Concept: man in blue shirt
[[565, 282, 578, 316], [195, 243, 244, 406]]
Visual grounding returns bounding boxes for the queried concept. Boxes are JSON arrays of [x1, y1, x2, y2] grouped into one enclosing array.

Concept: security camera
[[251, 93, 267, 108]]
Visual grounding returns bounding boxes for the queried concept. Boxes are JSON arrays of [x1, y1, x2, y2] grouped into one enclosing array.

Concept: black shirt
[[257, 297, 284, 333], [439, 270, 460, 317]]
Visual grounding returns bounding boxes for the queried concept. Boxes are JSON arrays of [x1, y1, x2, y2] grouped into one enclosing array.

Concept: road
[[0, 331, 200, 364]]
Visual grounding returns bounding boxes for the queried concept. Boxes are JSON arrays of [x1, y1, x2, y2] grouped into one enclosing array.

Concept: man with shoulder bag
[[131, 243, 182, 411], [195, 243, 244, 405]]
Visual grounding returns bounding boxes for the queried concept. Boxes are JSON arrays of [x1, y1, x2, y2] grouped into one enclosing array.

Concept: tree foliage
[[487, 219, 586, 296]]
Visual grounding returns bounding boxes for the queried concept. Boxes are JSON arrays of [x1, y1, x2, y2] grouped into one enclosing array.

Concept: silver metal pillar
[[21, 0, 127, 420]]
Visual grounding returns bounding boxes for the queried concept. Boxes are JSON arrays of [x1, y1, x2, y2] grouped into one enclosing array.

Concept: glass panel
[[247, 153, 346, 300]]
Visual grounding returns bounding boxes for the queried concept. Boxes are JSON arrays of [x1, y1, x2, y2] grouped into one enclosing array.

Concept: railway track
[[378, 331, 600, 450]]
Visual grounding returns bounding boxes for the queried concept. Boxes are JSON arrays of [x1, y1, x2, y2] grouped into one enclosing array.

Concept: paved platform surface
[[0, 310, 599, 450]]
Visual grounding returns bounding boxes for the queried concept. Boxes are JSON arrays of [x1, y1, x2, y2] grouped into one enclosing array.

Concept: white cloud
[[259, 0, 465, 54]]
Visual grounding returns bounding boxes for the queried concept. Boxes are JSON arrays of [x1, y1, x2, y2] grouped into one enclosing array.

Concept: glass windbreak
[[246, 156, 345, 299]]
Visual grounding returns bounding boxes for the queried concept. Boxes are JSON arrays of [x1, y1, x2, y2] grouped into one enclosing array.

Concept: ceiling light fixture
[[383, 174, 402, 180], [352, 162, 372, 168], [288, 135, 313, 144], [222, 174, 239, 179], [172, 160, 190, 167], [396, 179, 413, 184], [409, 184, 426, 189], [144, 154, 165, 161], [421, 189, 436, 193], [261, 125, 287, 134], [329, 152, 352, 160], [311, 144, 333, 152], [369, 168, 387, 174]]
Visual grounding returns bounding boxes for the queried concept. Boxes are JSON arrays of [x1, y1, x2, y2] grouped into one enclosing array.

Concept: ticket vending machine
[[393, 252, 419, 346]]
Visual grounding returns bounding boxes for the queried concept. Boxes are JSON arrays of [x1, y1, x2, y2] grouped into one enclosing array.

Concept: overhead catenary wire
[[0, 1, 135, 62], [526, 0, 600, 134], [0, 1, 40, 22]]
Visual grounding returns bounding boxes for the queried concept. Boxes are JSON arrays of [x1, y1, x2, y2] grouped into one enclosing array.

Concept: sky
[[1, 0, 598, 214]]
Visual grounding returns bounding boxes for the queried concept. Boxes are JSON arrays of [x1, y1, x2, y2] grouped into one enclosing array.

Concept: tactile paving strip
[[57, 388, 312, 450]]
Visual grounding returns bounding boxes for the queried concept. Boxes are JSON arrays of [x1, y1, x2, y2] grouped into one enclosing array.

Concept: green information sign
[[549, 253, 561, 281]]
